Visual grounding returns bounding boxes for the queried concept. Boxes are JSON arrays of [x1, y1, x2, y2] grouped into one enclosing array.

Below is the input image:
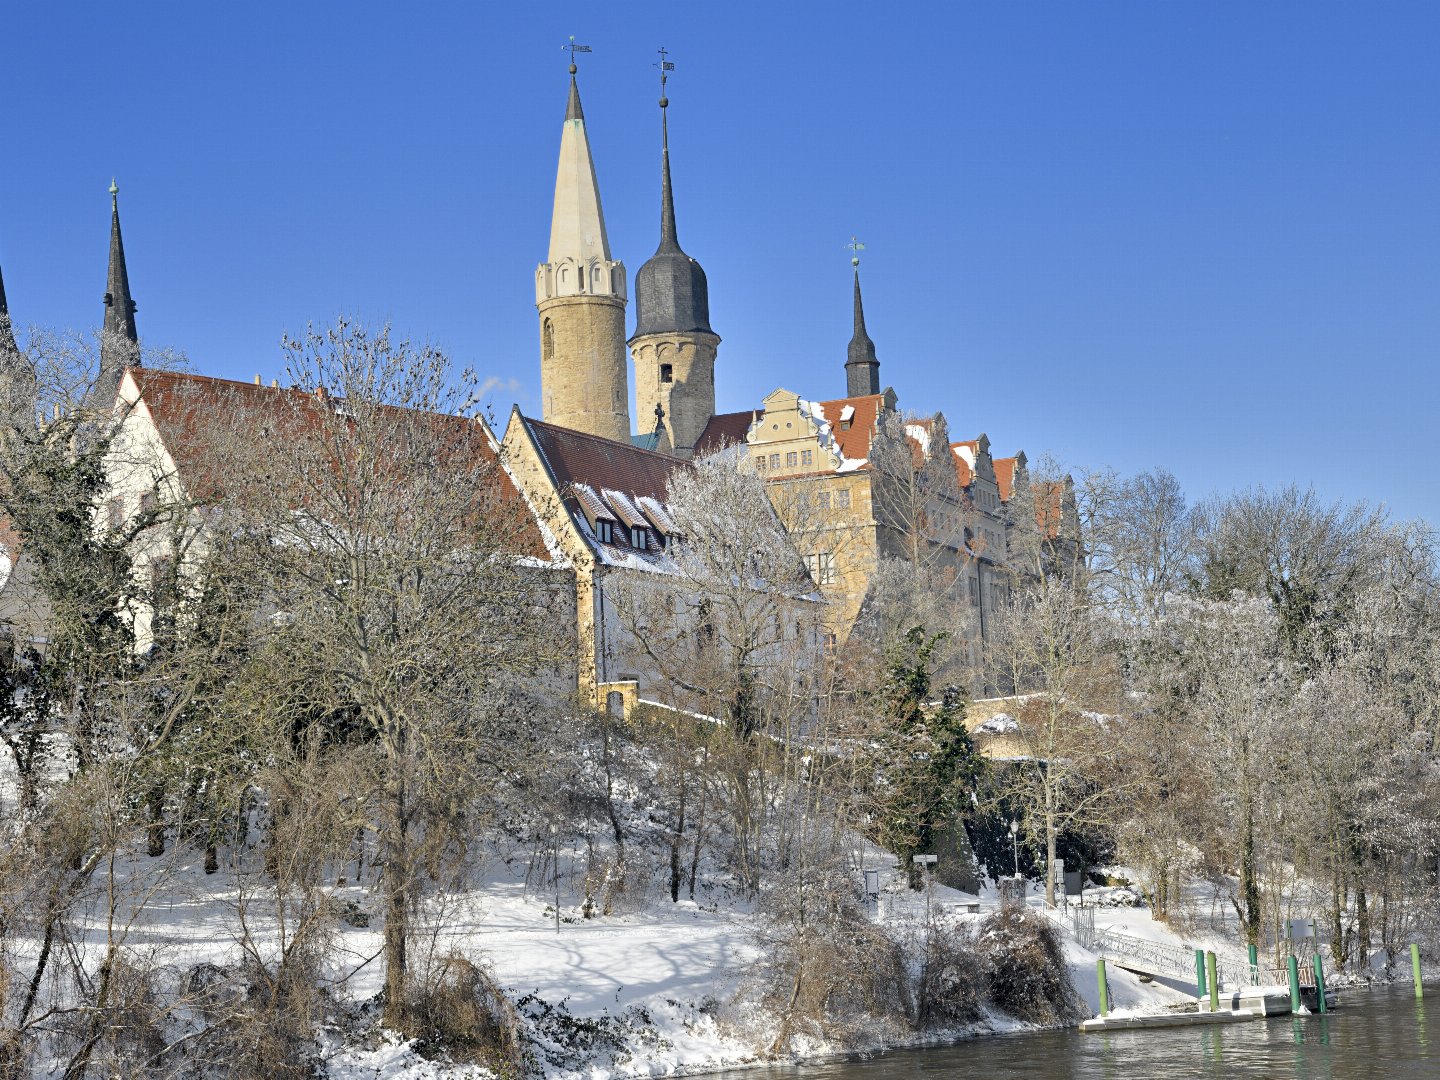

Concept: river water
[[706, 985, 1436, 1079]]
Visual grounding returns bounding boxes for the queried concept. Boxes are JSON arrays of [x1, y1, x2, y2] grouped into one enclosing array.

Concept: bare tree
[[983, 575, 1131, 906], [198, 319, 569, 1031]]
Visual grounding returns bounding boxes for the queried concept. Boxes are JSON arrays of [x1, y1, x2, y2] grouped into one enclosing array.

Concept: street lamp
[[550, 822, 559, 935], [1009, 818, 1020, 879]]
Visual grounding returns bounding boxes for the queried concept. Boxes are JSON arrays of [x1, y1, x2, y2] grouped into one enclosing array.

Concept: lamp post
[[550, 822, 559, 935], [1009, 818, 1020, 880]]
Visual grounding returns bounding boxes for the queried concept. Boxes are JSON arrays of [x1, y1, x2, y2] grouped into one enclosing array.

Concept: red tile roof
[[129, 367, 550, 560], [993, 457, 1018, 502], [815, 394, 887, 463], [951, 440, 978, 488], [693, 410, 754, 457]]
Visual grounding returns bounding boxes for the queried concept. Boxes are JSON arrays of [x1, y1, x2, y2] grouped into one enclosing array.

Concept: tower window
[[542, 319, 554, 362], [660, 363, 673, 384]]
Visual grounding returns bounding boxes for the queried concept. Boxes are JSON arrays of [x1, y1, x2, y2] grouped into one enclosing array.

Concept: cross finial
[[654, 401, 665, 424], [847, 236, 865, 268], [656, 46, 674, 108], [563, 35, 592, 75]]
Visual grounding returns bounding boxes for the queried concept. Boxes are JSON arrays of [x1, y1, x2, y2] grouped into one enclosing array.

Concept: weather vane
[[656, 46, 674, 107], [847, 236, 865, 267], [564, 36, 592, 74]]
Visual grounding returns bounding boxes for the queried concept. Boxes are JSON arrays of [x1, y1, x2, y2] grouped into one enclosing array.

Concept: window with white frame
[[805, 551, 836, 586], [596, 519, 613, 543], [630, 526, 648, 549]]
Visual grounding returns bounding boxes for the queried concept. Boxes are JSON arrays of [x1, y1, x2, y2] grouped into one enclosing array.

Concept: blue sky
[[2, 2, 1437, 522]]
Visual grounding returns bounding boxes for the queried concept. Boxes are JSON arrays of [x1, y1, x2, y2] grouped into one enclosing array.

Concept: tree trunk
[[670, 775, 687, 903], [1240, 803, 1261, 945], [381, 723, 411, 1031]]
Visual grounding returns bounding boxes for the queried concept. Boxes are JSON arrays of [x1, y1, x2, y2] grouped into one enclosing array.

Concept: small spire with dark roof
[[632, 54, 713, 339], [0, 255, 16, 354], [845, 245, 880, 397]]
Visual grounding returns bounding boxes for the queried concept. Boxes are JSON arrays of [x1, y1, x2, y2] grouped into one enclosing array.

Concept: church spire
[[546, 66, 612, 266], [657, 93, 679, 252], [0, 255, 16, 355], [633, 54, 711, 338], [844, 241, 879, 397], [97, 180, 138, 406], [535, 47, 631, 444], [629, 50, 720, 459]]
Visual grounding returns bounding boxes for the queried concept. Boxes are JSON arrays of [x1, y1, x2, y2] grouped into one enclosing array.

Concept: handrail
[[1068, 917, 1291, 988]]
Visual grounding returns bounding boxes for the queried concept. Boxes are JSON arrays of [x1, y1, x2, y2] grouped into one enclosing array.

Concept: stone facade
[[630, 331, 719, 458], [537, 294, 630, 443]]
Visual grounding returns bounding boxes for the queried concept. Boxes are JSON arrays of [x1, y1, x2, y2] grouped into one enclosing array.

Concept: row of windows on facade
[[755, 450, 814, 471]]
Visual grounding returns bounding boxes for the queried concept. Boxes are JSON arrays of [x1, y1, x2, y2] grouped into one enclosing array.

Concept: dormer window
[[630, 526, 648, 550], [596, 519, 614, 544], [840, 419, 852, 431]]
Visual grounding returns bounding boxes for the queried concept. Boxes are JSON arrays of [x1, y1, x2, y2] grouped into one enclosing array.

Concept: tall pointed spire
[[535, 48, 631, 443], [103, 180, 138, 346], [97, 180, 138, 407], [657, 101, 679, 252], [546, 67, 612, 266], [845, 245, 880, 397]]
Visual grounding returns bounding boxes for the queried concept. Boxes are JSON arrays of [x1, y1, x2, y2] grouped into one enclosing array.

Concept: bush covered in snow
[[917, 921, 986, 1028], [977, 908, 1084, 1026]]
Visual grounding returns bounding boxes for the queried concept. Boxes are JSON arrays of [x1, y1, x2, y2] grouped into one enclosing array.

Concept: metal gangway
[[1065, 910, 1289, 989]]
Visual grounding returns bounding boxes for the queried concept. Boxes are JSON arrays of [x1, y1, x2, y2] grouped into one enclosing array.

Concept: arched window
[[542, 319, 554, 362], [606, 691, 625, 717]]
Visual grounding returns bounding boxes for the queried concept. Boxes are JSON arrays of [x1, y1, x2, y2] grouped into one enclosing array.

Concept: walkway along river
[[703, 983, 1436, 1080]]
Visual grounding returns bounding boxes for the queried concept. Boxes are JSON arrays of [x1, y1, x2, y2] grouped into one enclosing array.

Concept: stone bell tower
[[535, 62, 631, 443], [628, 58, 719, 458]]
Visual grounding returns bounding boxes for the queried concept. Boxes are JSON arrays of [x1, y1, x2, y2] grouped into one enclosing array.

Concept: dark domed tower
[[629, 63, 719, 458]]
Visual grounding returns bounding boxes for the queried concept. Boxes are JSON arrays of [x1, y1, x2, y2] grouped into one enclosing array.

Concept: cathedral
[[524, 59, 1030, 652], [0, 56, 1043, 694]]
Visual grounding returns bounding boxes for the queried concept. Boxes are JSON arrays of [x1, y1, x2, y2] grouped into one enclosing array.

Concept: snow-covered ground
[[6, 839, 1214, 1079]]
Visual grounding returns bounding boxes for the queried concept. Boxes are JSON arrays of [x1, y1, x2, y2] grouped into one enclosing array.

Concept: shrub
[[409, 953, 527, 1077], [977, 908, 1084, 1026], [917, 921, 985, 1027]]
